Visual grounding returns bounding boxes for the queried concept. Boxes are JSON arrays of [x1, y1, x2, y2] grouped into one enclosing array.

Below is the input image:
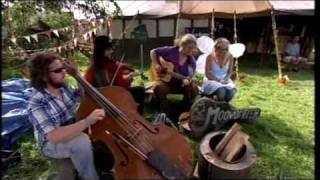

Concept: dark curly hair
[[29, 52, 61, 90]]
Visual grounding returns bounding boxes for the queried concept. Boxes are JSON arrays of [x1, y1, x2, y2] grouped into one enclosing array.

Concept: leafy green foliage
[[1, 0, 120, 80]]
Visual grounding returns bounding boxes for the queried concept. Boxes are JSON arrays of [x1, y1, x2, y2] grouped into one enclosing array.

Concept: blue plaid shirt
[[28, 84, 81, 150]]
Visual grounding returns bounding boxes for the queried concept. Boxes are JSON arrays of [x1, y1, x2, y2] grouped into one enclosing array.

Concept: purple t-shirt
[[154, 46, 196, 77]]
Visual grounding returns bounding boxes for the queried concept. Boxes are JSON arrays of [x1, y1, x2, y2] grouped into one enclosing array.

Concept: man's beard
[[48, 78, 64, 89]]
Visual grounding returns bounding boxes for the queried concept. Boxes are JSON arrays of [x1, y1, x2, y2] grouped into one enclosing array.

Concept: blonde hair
[[175, 34, 197, 47], [214, 37, 230, 50]]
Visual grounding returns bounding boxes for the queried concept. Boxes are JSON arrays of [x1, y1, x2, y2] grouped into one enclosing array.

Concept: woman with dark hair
[[84, 35, 145, 114]]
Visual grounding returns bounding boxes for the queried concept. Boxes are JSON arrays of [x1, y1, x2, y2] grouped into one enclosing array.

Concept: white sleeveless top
[[201, 55, 235, 95]]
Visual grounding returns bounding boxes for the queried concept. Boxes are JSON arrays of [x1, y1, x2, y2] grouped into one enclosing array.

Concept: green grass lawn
[[2, 55, 314, 179]]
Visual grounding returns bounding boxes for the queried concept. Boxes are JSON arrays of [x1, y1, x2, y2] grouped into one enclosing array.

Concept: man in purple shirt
[[150, 34, 199, 114]]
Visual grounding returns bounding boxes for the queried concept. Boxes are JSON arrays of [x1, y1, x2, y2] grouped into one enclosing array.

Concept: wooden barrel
[[198, 131, 257, 179]]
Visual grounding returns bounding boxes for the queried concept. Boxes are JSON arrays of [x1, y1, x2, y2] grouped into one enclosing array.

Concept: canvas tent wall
[[106, 0, 313, 40], [70, 1, 314, 75]]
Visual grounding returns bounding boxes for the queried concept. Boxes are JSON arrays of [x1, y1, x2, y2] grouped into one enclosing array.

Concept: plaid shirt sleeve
[[69, 86, 81, 103], [28, 96, 56, 136]]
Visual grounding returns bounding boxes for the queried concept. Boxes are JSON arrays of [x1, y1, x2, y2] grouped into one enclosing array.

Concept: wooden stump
[[198, 131, 257, 179]]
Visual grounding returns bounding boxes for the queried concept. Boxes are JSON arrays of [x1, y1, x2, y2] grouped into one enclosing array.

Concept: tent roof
[[113, 0, 314, 18], [270, 0, 314, 11], [270, 0, 314, 16]]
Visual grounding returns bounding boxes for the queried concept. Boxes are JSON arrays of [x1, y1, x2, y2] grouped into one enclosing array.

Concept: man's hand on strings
[[85, 109, 106, 125]]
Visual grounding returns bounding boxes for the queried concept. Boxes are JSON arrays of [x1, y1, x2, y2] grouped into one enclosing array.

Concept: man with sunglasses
[[27, 53, 105, 180]]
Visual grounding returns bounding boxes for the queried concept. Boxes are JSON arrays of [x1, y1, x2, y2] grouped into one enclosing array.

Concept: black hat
[[94, 35, 113, 49]]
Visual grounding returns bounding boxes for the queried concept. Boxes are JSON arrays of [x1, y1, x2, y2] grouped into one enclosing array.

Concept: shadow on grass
[[242, 113, 314, 178], [143, 94, 188, 125]]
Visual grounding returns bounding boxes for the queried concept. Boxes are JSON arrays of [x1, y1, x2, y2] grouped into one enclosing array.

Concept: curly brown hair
[[29, 52, 61, 90]]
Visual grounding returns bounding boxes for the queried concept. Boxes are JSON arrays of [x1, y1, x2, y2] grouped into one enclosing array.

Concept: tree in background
[[1, 0, 121, 79]]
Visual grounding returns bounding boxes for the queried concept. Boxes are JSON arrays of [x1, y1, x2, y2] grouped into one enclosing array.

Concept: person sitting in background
[[84, 35, 145, 114], [282, 35, 307, 72], [201, 37, 236, 102], [28, 53, 105, 180]]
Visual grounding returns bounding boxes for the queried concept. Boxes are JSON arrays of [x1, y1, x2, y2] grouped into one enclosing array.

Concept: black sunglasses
[[49, 67, 65, 73]]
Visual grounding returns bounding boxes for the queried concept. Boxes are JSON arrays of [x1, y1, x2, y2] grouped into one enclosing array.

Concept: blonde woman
[[201, 37, 236, 102], [150, 34, 199, 114]]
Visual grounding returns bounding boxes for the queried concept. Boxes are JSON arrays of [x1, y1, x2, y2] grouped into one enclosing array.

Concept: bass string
[[74, 74, 154, 153]]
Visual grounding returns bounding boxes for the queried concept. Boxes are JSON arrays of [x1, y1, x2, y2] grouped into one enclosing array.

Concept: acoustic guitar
[[151, 57, 191, 82]]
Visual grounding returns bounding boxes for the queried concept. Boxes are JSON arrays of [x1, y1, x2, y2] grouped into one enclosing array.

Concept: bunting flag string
[[8, 15, 115, 60], [45, 31, 52, 39], [17, 26, 98, 57], [7, 17, 107, 44]]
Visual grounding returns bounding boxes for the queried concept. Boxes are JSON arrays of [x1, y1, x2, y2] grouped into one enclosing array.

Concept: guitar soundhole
[[160, 68, 167, 75]]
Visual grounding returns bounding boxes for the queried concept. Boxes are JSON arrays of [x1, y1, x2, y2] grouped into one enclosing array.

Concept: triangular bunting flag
[[73, 38, 78, 47], [23, 36, 31, 43], [83, 33, 88, 41], [53, 30, 59, 38], [10, 36, 17, 44], [87, 31, 93, 38], [72, 29, 75, 38], [31, 34, 38, 42], [92, 28, 97, 35], [99, 18, 104, 24]]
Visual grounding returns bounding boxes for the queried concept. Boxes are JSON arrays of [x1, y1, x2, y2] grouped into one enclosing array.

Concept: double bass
[[65, 63, 193, 179]]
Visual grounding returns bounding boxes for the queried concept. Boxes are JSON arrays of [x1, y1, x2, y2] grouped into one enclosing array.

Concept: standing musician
[[27, 53, 105, 180], [150, 33, 199, 114], [84, 35, 145, 114]]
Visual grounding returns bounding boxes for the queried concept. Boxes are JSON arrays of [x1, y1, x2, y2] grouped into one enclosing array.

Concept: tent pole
[[107, 17, 112, 40], [175, 0, 182, 40], [270, 10, 283, 79], [233, 10, 239, 81], [137, 10, 144, 72], [211, 8, 215, 39]]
